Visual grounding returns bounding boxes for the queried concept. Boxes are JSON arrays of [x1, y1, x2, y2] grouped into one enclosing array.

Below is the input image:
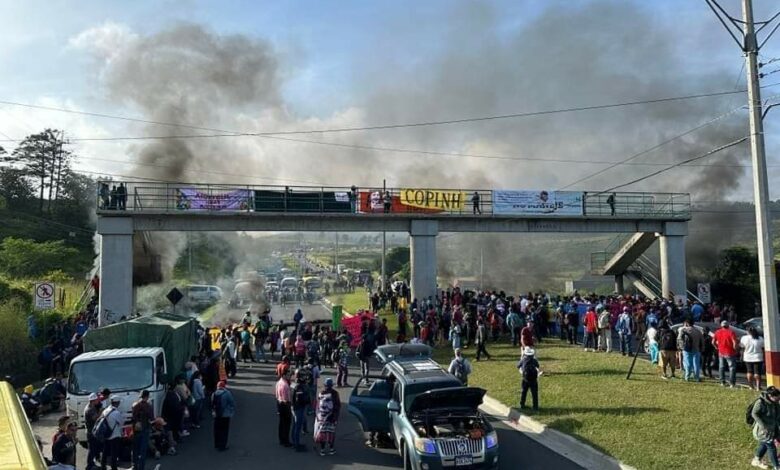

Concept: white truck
[[65, 347, 170, 442]]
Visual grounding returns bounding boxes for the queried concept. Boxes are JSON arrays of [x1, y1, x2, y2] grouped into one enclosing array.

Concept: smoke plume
[[75, 1, 756, 287]]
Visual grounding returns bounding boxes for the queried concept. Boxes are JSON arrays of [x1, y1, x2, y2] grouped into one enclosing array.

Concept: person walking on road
[[713, 320, 739, 388], [475, 319, 491, 361], [276, 370, 293, 448], [212, 380, 235, 451], [750, 386, 780, 469], [742, 326, 766, 391], [291, 370, 309, 451], [448, 348, 472, 385], [131, 390, 154, 470], [83, 393, 102, 470], [678, 317, 704, 382], [100, 397, 123, 470], [517, 347, 542, 411], [336, 341, 350, 387], [314, 378, 341, 456]]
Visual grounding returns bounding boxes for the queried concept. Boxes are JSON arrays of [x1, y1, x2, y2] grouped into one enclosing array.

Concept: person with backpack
[[97, 397, 123, 470], [749, 386, 780, 469], [616, 307, 634, 356], [677, 317, 704, 382], [448, 348, 472, 385], [212, 380, 235, 451], [517, 347, 542, 410], [658, 325, 678, 379]]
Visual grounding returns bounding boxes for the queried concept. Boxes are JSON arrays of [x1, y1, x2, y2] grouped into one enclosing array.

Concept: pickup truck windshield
[[68, 357, 154, 395]]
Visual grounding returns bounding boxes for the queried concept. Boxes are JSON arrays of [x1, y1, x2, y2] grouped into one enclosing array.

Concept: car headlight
[[486, 431, 498, 449], [414, 437, 437, 454]]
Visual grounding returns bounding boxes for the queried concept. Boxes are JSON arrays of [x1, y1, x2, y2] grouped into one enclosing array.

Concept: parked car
[[374, 343, 433, 366], [739, 317, 764, 337], [349, 358, 499, 469], [186, 285, 222, 305]]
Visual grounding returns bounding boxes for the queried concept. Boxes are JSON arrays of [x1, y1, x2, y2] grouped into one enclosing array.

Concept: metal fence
[[95, 181, 691, 219]]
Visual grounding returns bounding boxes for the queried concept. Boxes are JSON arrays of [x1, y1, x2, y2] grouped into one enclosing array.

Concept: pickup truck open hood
[[408, 387, 486, 413]]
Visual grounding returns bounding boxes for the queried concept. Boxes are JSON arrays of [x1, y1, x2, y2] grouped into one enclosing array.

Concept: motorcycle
[[20, 388, 40, 421], [32, 378, 66, 413]]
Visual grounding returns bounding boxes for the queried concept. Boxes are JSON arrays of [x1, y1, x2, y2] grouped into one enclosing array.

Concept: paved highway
[[33, 301, 582, 469]]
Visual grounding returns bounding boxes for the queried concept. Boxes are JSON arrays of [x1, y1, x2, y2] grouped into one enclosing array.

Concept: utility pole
[[381, 178, 387, 292], [742, 0, 780, 387], [706, 0, 780, 385]]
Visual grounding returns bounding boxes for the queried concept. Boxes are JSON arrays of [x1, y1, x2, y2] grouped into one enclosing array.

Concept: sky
[[0, 0, 779, 201]]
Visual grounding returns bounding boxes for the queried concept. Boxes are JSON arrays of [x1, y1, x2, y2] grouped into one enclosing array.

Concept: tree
[[3, 129, 72, 213], [0, 237, 82, 278], [375, 246, 410, 277], [0, 167, 35, 209]]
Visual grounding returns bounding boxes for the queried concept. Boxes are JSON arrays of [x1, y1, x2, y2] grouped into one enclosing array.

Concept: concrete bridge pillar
[[660, 222, 688, 300], [615, 274, 625, 295], [409, 220, 438, 303], [97, 217, 134, 326]]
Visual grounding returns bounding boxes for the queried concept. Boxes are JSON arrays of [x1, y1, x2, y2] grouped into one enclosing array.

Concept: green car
[[348, 359, 500, 469]]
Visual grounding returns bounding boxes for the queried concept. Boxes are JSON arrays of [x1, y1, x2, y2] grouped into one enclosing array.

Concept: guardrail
[[95, 181, 691, 219]]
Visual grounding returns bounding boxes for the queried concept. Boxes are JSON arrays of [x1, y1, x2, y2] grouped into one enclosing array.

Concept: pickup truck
[[349, 358, 499, 469]]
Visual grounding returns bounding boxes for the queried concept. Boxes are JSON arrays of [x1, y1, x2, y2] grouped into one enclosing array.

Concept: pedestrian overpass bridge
[[95, 182, 691, 324]]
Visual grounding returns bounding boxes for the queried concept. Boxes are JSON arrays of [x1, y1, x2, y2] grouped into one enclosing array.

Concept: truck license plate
[[455, 456, 473, 466]]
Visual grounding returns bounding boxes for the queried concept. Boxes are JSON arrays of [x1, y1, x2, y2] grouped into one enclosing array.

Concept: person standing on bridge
[[212, 381, 235, 451], [383, 190, 392, 213], [471, 191, 481, 214]]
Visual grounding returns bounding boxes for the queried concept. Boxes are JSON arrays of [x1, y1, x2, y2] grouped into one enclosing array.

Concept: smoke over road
[[73, 1, 758, 287]]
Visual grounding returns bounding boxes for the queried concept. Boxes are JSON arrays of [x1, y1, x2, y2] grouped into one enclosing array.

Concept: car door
[[347, 371, 392, 433], [389, 381, 404, 449]]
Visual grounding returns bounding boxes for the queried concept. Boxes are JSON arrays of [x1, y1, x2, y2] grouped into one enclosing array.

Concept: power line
[[600, 136, 749, 193], [0, 88, 770, 140], [556, 104, 747, 190]]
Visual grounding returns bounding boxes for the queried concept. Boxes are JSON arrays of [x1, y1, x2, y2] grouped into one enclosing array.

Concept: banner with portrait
[[493, 190, 583, 216]]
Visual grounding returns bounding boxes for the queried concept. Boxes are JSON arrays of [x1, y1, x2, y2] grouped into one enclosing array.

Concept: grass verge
[[430, 340, 756, 470], [325, 290, 368, 315]]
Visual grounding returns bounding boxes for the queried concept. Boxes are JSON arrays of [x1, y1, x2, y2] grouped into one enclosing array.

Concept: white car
[[187, 285, 222, 305]]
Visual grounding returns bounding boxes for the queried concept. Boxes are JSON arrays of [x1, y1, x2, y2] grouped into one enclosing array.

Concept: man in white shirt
[[101, 397, 124, 470]]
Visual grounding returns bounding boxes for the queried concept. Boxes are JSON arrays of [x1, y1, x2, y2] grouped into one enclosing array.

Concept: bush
[[0, 299, 38, 385], [0, 237, 83, 278]]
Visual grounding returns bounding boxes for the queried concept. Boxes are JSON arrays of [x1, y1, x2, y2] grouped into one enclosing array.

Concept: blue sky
[[0, 0, 778, 198]]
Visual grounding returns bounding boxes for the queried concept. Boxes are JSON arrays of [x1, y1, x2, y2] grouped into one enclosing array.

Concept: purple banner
[[176, 188, 251, 211]]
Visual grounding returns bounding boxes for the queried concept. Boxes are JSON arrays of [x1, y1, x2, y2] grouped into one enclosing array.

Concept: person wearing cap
[[52, 416, 77, 467], [314, 378, 341, 456], [713, 320, 739, 388], [212, 380, 235, 451], [517, 347, 542, 411], [750, 386, 780, 469], [100, 396, 123, 470], [83, 392, 103, 469], [132, 390, 154, 470]]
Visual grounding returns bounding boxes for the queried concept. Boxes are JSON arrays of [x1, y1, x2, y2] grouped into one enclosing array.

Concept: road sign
[[167, 287, 184, 306], [34, 282, 55, 310], [697, 283, 711, 304]]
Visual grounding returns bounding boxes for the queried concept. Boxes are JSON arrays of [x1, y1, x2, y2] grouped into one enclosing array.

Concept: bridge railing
[[94, 182, 690, 219]]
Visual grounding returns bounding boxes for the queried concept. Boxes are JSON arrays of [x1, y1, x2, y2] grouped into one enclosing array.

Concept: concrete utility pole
[[742, 0, 780, 387], [381, 179, 387, 292]]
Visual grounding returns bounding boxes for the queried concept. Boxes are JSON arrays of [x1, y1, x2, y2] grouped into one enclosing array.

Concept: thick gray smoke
[[77, 1, 756, 287]]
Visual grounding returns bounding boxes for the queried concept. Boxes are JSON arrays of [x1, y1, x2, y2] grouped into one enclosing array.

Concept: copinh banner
[[493, 190, 584, 215], [175, 188, 252, 210]]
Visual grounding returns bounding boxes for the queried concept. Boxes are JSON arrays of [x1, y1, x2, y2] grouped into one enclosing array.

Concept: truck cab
[[349, 359, 499, 469], [66, 347, 169, 442]]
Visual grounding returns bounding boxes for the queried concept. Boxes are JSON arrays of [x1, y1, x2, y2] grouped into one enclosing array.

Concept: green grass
[[198, 304, 219, 323], [431, 341, 757, 470], [325, 290, 369, 314]]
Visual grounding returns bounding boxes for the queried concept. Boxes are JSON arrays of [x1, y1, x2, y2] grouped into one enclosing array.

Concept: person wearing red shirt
[[712, 321, 739, 387], [583, 308, 599, 352], [521, 322, 535, 348]]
